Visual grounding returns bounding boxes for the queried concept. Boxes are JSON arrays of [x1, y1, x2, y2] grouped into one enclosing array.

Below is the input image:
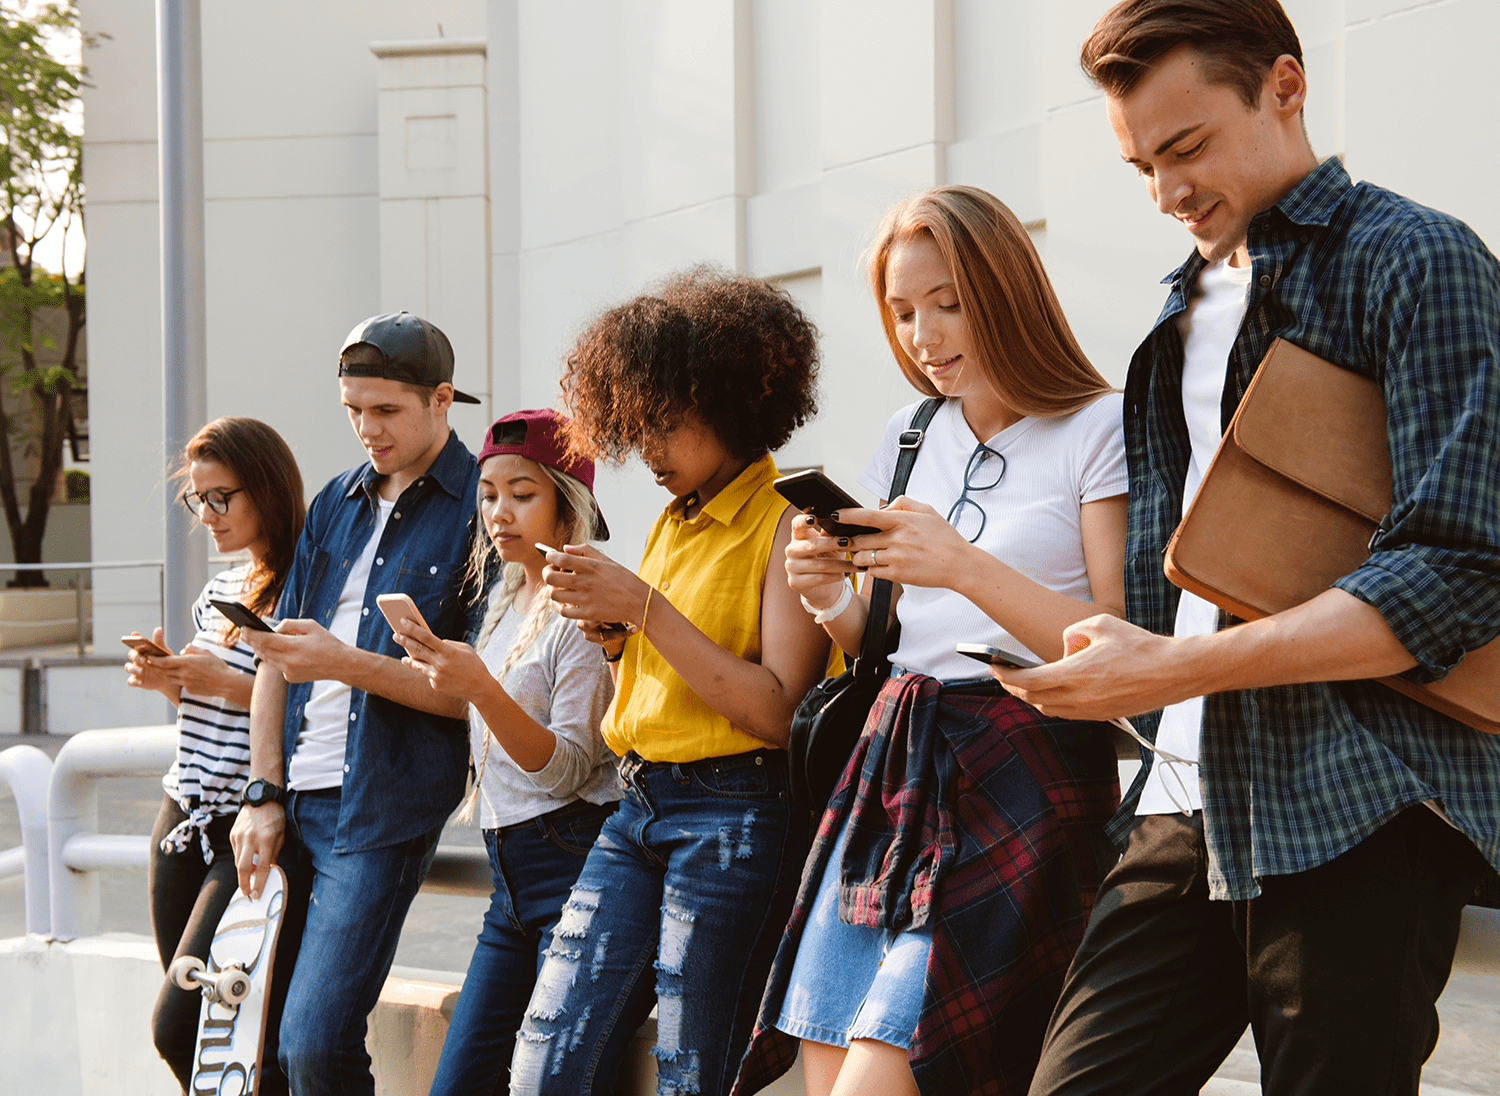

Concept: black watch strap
[[242, 777, 286, 807]]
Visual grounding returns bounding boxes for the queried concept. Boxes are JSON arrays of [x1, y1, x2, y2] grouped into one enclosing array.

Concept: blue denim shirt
[[275, 429, 482, 852], [1118, 158, 1500, 899]]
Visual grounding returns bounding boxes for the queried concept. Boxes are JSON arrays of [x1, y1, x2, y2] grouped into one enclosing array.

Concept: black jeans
[[1027, 806, 1486, 1096], [148, 794, 290, 1096]]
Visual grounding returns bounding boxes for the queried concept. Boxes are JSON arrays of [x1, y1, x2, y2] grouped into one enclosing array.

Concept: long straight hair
[[456, 460, 606, 823], [868, 185, 1114, 417], [178, 417, 305, 643]]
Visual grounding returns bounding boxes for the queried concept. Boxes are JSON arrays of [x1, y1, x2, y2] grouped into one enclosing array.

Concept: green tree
[[0, 0, 85, 586]]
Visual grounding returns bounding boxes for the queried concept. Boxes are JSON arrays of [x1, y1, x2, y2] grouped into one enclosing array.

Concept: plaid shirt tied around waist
[[1119, 157, 1500, 901], [734, 671, 1118, 1096]]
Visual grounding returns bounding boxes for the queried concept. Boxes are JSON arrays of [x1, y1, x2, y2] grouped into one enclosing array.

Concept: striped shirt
[[158, 564, 259, 863], [1118, 157, 1500, 900]]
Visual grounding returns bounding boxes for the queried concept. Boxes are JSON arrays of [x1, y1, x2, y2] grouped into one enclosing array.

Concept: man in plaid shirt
[[1000, 3, 1500, 1094]]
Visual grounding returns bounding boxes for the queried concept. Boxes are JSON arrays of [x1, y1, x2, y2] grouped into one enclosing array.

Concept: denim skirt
[[774, 824, 932, 1049]]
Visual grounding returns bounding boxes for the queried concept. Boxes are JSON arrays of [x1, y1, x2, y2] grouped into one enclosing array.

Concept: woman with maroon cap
[[389, 408, 620, 1096]]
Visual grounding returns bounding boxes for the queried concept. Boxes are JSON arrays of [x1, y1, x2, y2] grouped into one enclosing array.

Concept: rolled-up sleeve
[[1332, 220, 1500, 680], [516, 618, 616, 797]]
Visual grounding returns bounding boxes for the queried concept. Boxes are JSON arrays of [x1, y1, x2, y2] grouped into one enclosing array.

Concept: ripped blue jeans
[[509, 749, 806, 1096]]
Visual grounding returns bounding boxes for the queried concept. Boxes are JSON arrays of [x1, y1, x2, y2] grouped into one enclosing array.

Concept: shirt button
[[393, 512, 401, 520], [361, 607, 369, 616], [375, 557, 383, 566], [660, 580, 669, 590], [1259, 274, 1271, 287], [344, 764, 351, 772], [429, 566, 438, 575], [348, 712, 357, 721]]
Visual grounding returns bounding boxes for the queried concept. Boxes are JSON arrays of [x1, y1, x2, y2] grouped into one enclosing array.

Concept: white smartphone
[[375, 592, 430, 636], [954, 642, 1044, 670]]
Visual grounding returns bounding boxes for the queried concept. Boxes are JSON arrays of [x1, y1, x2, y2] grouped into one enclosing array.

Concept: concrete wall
[[0, 934, 806, 1096], [77, 0, 1500, 661]]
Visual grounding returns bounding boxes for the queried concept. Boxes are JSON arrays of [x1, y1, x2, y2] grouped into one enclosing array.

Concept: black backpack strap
[[854, 397, 943, 674]]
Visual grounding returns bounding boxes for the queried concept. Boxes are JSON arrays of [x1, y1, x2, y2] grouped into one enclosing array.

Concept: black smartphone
[[209, 598, 275, 633], [954, 642, 1043, 670], [772, 470, 880, 537]]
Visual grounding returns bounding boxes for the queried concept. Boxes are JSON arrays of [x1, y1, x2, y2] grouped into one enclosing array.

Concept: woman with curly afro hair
[[513, 267, 833, 1096]]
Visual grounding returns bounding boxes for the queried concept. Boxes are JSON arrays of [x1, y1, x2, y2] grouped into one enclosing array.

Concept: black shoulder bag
[[787, 397, 942, 809]]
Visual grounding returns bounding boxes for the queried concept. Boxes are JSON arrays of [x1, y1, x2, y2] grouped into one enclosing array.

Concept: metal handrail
[[43, 725, 489, 941], [1, 744, 53, 934]]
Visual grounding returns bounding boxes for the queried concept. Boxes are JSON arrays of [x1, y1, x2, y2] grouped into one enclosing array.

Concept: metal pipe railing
[[47, 725, 176, 940], [42, 726, 491, 941], [0, 557, 249, 663], [1, 743, 54, 934]]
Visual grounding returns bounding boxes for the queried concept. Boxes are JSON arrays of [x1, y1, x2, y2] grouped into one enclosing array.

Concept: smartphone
[[209, 598, 275, 633], [954, 642, 1044, 670], [535, 543, 628, 633], [121, 634, 171, 658], [376, 592, 431, 636], [771, 470, 880, 537]]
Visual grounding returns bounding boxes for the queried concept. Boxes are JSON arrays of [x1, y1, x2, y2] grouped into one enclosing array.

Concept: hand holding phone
[[536, 543, 630, 633], [121, 634, 172, 658], [209, 598, 275, 633], [954, 642, 1044, 670], [376, 592, 431, 636], [772, 470, 881, 537]]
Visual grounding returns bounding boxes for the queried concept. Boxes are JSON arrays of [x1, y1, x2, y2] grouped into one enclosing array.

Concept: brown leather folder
[[1163, 337, 1500, 735]]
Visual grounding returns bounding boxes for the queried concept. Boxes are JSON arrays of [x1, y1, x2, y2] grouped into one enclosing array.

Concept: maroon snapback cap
[[479, 409, 609, 539]]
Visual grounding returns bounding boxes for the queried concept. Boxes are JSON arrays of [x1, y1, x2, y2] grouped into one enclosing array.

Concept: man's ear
[[431, 382, 455, 417], [1267, 53, 1308, 119]]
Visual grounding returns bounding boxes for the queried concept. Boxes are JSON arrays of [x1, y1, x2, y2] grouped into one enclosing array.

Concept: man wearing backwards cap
[[230, 312, 484, 1096]]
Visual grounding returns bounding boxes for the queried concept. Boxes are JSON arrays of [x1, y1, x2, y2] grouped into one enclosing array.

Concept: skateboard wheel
[[169, 954, 206, 991], [218, 969, 252, 1006]]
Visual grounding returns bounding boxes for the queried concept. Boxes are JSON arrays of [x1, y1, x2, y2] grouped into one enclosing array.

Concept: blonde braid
[[455, 463, 607, 826]]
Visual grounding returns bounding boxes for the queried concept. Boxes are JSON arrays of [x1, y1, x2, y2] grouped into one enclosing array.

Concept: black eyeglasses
[[182, 487, 246, 516], [946, 442, 1005, 543]]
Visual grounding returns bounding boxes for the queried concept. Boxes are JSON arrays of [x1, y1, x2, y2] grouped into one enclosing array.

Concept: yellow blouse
[[602, 454, 790, 762]]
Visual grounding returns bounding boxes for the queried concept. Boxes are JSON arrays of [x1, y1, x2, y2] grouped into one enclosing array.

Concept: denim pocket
[[546, 815, 605, 856], [691, 754, 776, 799]]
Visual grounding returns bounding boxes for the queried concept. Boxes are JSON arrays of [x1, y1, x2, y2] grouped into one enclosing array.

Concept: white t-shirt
[[288, 496, 395, 790], [470, 598, 622, 829], [1138, 258, 1253, 815], [859, 394, 1128, 682]]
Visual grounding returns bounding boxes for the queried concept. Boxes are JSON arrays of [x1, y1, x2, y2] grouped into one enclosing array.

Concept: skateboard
[[169, 864, 287, 1095]]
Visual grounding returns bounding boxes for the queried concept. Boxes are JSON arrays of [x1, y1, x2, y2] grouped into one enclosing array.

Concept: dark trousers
[[1027, 806, 1487, 1096], [148, 794, 290, 1096]]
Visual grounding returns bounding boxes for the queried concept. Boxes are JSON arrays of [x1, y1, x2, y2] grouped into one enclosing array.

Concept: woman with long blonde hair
[[391, 408, 619, 1096], [736, 185, 1126, 1096]]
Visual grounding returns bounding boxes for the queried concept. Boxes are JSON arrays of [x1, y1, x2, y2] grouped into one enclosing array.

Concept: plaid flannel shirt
[[1117, 157, 1500, 900]]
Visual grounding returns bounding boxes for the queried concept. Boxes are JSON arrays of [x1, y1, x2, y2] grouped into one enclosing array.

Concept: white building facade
[[79, 0, 1500, 648]]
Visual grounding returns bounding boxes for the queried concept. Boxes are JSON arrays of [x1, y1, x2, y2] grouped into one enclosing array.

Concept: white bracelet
[[801, 582, 853, 624]]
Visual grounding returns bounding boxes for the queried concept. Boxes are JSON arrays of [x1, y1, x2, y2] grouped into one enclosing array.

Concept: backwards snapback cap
[[339, 311, 481, 404], [479, 408, 609, 540]]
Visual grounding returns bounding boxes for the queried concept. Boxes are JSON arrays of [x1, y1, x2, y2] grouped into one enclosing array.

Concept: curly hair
[[559, 266, 820, 462]]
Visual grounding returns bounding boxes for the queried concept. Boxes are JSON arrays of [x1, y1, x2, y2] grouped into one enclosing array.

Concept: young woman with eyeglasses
[[125, 416, 305, 1095], [735, 186, 1128, 1096]]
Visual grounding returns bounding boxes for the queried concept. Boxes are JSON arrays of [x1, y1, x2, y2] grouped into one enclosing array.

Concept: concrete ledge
[[1, 936, 799, 1096]]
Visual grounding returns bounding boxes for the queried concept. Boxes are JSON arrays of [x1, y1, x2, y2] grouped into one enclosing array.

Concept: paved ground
[[3, 731, 1497, 1093]]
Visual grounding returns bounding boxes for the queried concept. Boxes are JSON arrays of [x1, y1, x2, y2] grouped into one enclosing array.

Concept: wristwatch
[[241, 778, 286, 808]]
